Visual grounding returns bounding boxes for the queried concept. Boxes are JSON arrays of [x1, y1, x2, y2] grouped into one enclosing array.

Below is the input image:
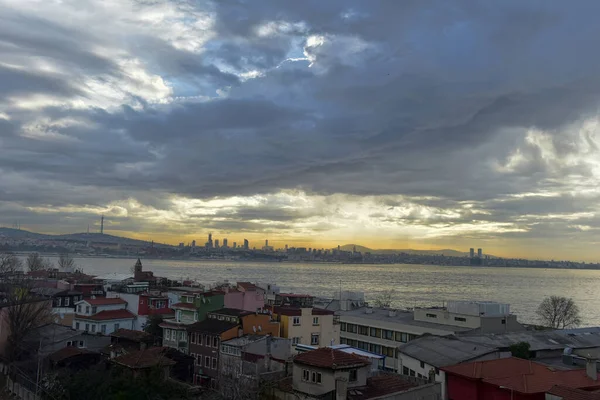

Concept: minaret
[[100, 215, 104, 234]]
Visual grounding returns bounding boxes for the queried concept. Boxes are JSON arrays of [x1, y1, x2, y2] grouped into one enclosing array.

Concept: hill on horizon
[[0, 227, 169, 247], [339, 244, 470, 257]]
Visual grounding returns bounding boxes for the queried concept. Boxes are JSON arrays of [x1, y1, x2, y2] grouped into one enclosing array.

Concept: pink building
[[223, 282, 265, 312]]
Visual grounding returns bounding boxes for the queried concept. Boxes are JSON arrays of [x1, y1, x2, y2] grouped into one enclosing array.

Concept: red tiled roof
[[294, 348, 370, 370], [237, 282, 260, 291], [110, 328, 152, 342], [76, 309, 136, 321], [49, 347, 92, 363], [279, 293, 313, 298], [547, 385, 600, 400], [442, 358, 600, 394], [113, 347, 176, 369], [80, 297, 126, 306], [171, 302, 196, 310], [347, 374, 419, 400]]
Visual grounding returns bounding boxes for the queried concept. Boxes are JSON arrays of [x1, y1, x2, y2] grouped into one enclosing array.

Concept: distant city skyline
[[2, 3, 600, 263]]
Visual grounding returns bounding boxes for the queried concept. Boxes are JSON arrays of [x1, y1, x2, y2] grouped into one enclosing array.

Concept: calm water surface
[[51, 257, 600, 327]]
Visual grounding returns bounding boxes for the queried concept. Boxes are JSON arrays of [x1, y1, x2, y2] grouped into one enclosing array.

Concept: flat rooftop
[[337, 307, 473, 333]]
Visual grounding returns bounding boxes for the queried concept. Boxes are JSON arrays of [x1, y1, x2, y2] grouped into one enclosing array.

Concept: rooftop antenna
[[100, 215, 104, 235]]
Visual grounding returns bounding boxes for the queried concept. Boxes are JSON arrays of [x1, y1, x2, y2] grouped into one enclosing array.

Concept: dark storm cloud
[[2, 0, 600, 244]]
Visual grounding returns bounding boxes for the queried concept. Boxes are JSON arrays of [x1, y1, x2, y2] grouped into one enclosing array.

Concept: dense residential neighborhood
[[0, 256, 598, 399]]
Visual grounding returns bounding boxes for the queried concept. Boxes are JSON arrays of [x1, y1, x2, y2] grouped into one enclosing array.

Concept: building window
[[409, 369, 416, 377], [196, 355, 201, 366], [435, 367, 440, 375], [340, 322, 347, 331], [91, 325, 96, 333], [292, 317, 301, 325], [425, 313, 437, 318], [77, 305, 82, 313], [311, 371, 322, 384], [311, 334, 319, 346], [191, 333, 196, 344], [101, 325, 106, 334], [382, 329, 394, 340], [302, 369, 310, 381], [501, 319, 506, 324], [369, 343, 381, 354], [91, 306, 97, 314], [85, 323, 89, 331], [292, 337, 300, 345], [179, 331, 186, 342], [454, 317, 467, 322], [85, 306, 90, 314], [205, 335, 211, 346], [114, 323, 120, 331], [205, 356, 210, 368], [369, 328, 381, 338], [65, 297, 70, 307], [403, 366, 409, 375], [212, 358, 217, 369], [213, 336, 218, 348], [349, 369, 357, 382], [357, 325, 368, 336], [78, 341, 84, 348], [420, 361, 425, 369], [56, 297, 62, 307], [312, 317, 319, 326]]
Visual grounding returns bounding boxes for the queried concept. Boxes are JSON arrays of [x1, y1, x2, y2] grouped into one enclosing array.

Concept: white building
[[73, 297, 136, 335]]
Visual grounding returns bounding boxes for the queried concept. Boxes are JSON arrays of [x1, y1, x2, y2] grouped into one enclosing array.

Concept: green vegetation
[[509, 341, 531, 359]]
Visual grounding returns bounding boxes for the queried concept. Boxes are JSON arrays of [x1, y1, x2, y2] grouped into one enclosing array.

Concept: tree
[[57, 252, 75, 271], [5, 283, 53, 362], [143, 314, 164, 345], [509, 342, 531, 359], [537, 296, 581, 329], [372, 290, 395, 308], [26, 253, 48, 272], [0, 252, 23, 275]]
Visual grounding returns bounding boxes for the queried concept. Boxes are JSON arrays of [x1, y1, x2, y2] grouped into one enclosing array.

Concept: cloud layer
[[2, 0, 600, 259]]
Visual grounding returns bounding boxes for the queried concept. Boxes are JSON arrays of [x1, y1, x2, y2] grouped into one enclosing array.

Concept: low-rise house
[[160, 290, 226, 353], [208, 308, 280, 337], [225, 282, 265, 312], [109, 328, 155, 356], [273, 305, 339, 349], [72, 283, 104, 298], [73, 297, 136, 335], [442, 357, 600, 400], [187, 319, 239, 387], [48, 347, 102, 371], [112, 347, 176, 380], [273, 347, 441, 400], [30, 288, 83, 326], [106, 290, 173, 330], [397, 335, 504, 400], [296, 344, 386, 372]]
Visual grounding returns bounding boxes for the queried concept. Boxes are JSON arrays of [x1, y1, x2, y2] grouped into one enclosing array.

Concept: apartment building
[[338, 301, 521, 370]]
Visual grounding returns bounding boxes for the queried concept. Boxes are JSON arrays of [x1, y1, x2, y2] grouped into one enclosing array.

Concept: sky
[[2, 1, 600, 261]]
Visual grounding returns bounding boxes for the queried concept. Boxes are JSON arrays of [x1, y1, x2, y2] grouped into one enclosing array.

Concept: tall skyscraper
[[233, 242, 237, 249], [223, 238, 228, 248], [265, 239, 269, 247], [477, 248, 482, 258], [206, 233, 213, 248], [100, 215, 104, 234], [243, 239, 249, 250], [469, 248, 475, 258], [215, 239, 220, 249], [191, 240, 196, 248]]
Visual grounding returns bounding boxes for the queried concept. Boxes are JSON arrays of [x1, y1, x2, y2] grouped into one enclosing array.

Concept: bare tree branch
[[537, 296, 581, 329]]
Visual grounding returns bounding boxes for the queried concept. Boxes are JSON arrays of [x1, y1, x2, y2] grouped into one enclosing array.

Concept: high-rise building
[[215, 239, 220, 249], [265, 239, 269, 247], [243, 239, 249, 250], [477, 248, 482, 258], [285, 244, 288, 251], [233, 242, 237, 249], [206, 233, 213, 248], [469, 248, 475, 258], [223, 238, 228, 248], [191, 240, 196, 248]]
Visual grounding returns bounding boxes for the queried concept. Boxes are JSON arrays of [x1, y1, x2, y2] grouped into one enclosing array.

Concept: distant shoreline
[[13, 252, 600, 272]]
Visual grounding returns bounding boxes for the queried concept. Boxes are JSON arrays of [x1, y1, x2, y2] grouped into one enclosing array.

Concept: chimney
[[587, 359, 597, 381], [335, 378, 348, 400]]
